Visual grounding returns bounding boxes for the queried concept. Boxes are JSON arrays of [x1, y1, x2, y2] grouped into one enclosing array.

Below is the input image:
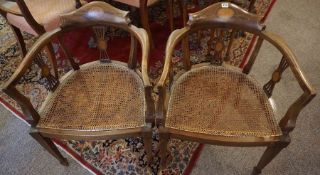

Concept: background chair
[[156, 2, 316, 174], [110, 0, 174, 48], [0, 0, 85, 77], [1, 2, 154, 166]]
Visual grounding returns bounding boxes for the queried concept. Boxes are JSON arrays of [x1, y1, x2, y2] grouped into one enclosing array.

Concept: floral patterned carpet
[[0, 0, 275, 174]]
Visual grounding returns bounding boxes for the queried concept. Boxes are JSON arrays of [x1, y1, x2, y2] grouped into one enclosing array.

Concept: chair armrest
[[1, 29, 60, 126], [156, 27, 189, 126], [128, 25, 151, 87], [2, 28, 60, 90], [262, 31, 316, 134]]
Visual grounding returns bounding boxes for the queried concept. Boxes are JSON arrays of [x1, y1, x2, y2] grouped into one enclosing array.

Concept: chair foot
[[29, 130, 69, 166], [251, 166, 261, 175], [254, 140, 290, 174], [159, 129, 170, 170], [142, 128, 153, 165], [60, 158, 69, 166]]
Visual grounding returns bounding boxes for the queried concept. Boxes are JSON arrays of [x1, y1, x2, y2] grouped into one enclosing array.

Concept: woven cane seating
[[38, 61, 146, 131], [166, 65, 281, 138], [2, 2, 154, 166], [157, 2, 316, 174]]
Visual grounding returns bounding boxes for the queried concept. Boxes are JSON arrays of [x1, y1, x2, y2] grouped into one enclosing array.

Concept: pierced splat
[[206, 29, 226, 65], [93, 26, 111, 63], [263, 57, 289, 97], [34, 54, 59, 91]]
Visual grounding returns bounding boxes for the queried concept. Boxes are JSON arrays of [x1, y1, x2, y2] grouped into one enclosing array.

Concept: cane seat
[[37, 61, 146, 131], [166, 65, 282, 138]]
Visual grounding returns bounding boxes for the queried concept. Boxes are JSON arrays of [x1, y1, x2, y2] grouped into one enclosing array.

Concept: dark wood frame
[[1, 2, 154, 166], [156, 2, 316, 174]]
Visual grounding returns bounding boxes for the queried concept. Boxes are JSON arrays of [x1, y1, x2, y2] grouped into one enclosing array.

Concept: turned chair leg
[[139, 3, 154, 49], [252, 142, 290, 175], [143, 128, 153, 165], [159, 130, 170, 170], [166, 0, 174, 32], [29, 130, 69, 166], [10, 24, 27, 57]]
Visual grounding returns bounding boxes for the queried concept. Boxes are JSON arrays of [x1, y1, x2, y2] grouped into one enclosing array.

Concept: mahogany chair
[[1, 2, 154, 166], [157, 2, 316, 174], [0, 0, 85, 77]]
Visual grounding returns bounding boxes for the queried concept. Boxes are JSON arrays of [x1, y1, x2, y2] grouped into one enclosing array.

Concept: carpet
[[0, 0, 276, 174]]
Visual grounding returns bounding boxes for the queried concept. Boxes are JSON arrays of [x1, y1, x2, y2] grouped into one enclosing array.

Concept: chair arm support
[[2, 87, 40, 126], [2, 28, 60, 90], [261, 31, 316, 133], [0, 29, 60, 127], [129, 26, 151, 87], [156, 28, 191, 127], [279, 92, 316, 134], [262, 31, 315, 95], [157, 27, 189, 87]]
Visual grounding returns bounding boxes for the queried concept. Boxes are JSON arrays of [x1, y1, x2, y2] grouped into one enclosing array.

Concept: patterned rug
[[0, 0, 276, 174]]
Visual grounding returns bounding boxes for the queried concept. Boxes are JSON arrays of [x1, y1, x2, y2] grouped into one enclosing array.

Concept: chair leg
[[29, 130, 69, 166], [139, 3, 154, 49], [143, 128, 153, 165], [252, 142, 290, 175], [159, 129, 170, 170], [10, 24, 27, 57], [57, 35, 80, 70], [166, 0, 174, 32]]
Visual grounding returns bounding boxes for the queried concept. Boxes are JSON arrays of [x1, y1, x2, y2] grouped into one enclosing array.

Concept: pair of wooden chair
[[1, 2, 315, 174]]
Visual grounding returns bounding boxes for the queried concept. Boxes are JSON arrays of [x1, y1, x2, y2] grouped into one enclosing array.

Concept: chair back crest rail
[[156, 2, 316, 133], [1, 2, 151, 126]]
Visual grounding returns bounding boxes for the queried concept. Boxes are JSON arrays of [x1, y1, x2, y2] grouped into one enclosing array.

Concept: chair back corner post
[[279, 91, 316, 135], [2, 87, 40, 126]]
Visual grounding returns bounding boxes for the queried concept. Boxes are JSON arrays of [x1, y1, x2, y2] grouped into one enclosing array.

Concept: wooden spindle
[[93, 26, 111, 63], [128, 35, 138, 69], [225, 29, 236, 61], [243, 36, 264, 74], [34, 54, 59, 91], [263, 57, 289, 97]]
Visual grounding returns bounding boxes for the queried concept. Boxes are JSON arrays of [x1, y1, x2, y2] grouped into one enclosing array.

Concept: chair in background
[[0, 0, 85, 77], [157, 2, 316, 174], [1, 2, 154, 166], [110, 0, 174, 48]]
